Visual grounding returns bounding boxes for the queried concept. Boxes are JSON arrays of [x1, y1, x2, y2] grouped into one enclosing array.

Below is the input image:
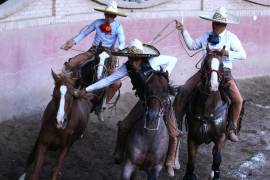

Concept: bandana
[[100, 23, 112, 35], [208, 34, 220, 45]]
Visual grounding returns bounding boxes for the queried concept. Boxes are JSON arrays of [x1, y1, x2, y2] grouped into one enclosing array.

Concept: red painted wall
[[0, 16, 269, 121]]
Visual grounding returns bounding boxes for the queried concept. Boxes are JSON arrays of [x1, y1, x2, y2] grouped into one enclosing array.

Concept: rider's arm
[[181, 30, 207, 50], [73, 20, 96, 44], [228, 34, 247, 60], [85, 64, 128, 92], [148, 55, 177, 75], [117, 24, 125, 50]]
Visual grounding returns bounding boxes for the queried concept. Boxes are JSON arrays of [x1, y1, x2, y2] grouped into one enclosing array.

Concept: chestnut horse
[[122, 71, 175, 180], [19, 70, 92, 180], [175, 47, 244, 180]]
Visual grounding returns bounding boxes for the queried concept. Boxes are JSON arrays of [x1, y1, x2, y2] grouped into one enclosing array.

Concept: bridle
[[143, 94, 171, 131], [143, 72, 171, 131], [200, 51, 225, 93]]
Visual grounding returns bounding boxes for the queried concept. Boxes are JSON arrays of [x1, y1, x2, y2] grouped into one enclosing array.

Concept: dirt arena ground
[[1, 76, 270, 180]]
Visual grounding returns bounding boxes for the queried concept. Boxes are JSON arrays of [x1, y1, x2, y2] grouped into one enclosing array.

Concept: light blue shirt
[[73, 19, 125, 50]]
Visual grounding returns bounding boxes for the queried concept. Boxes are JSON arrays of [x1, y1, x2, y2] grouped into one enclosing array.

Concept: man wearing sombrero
[[83, 39, 181, 176], [61, 1, 127, 120], [62, 1, 127, 70], [175, 7, 247, 142]]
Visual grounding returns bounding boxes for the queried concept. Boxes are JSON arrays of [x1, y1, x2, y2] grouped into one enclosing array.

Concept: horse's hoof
[[167, 166, 175, 177], [175, 161, 181, 170], [97, 113, 104, 122], [113, 153, 123, 165], [18, 173, 26, 180], [183, 174, 197, 180]]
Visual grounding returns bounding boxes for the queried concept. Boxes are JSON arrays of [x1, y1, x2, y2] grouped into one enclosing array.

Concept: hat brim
[[94, 7, 127, 17], [112, 44, 160, 58], [199, 14, 240, 24]]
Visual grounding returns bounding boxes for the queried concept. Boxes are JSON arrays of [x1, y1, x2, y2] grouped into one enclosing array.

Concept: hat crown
[[108, 1, 117, 9], [200, 7, 239, 24], [212, 7, 227, 21], [106, 1, 118, 11], [128, 39, 144, 54]]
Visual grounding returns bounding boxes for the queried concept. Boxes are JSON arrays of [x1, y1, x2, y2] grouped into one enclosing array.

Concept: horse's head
[[143, 70, 170, 130], [51, 69, 77, 129], [96, 47, 110, 80], [202, 45, 225, 92]]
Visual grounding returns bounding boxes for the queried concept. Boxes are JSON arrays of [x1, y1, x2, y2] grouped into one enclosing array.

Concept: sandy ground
[[1, 76, 270, 180]]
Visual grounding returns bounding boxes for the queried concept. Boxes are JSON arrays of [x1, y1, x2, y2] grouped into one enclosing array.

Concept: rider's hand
[[73, 89, 86, 98], [73, 89, 80, 97], [175, 20, 184, 32], [61, 39, 75, 51]]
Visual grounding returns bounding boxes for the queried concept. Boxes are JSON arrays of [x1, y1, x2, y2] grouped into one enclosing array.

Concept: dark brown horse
[[122, 71, 175, 180], [176, 47, 239, 180], [74, 46, 121, 121], [19, 70, 92, 180]]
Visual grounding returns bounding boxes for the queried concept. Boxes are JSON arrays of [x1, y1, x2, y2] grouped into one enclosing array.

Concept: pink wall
[[0, 16, 269, 121]]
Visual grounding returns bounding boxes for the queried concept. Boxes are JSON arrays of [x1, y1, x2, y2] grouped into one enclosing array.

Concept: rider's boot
[[113, 122, 127, 164], [96, 111, 104, 122], [166, 136, 178, 177], [106, 81, 122, 103], [228, 120, 240, 142]]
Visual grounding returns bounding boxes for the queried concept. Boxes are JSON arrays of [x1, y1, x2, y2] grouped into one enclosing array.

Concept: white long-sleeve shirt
[[86, 55, 177, 92], [182, 29, 247, 69]]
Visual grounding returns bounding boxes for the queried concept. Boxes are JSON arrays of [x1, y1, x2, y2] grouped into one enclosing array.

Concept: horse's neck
[[203, 91, 223, 115]]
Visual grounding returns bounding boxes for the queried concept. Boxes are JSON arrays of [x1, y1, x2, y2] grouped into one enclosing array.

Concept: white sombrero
[[94, 1, 128, 17], [112, 39, 160, 58], [200, 7, 240, 24]]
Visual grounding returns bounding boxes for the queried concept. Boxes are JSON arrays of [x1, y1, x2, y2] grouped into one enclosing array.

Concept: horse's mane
[[54, 72, 94, 101], [152, 70, 169, 81]]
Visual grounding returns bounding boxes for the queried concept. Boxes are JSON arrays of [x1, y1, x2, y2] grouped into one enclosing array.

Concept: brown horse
[[19, 70, 92, 180], [122, 71, 174, 180], [175, 47, 242, 180]]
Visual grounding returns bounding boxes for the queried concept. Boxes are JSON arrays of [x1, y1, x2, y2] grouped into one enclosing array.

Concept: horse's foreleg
[[29, 144, 48, 180], [211, 134, 226, 180], [19, 139, 39, 180], [175, 136, 181, 170], [51, 146, 70, 180], [183, 136, 198, 180], [121, 160, 135, 180], [147, 165, 162, 180]]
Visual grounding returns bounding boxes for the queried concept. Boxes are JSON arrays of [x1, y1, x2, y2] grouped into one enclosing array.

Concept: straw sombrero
[[200, 7, 240, 24], [94, 1, 127, 17], [112, 39, 160, 58]]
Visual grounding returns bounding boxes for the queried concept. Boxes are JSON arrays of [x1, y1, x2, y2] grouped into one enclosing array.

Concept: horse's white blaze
[[56, 85, 67, 127], [210, 58, 220, 92], [19, 173, 26, 180], [97, 51, 110, 79]]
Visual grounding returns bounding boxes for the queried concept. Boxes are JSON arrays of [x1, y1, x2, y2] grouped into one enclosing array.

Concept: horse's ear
[[165, 70, 169, 77], [221, 45, 226, 56], [159, 66, 164, 73], [51, 69, 59, 82]]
